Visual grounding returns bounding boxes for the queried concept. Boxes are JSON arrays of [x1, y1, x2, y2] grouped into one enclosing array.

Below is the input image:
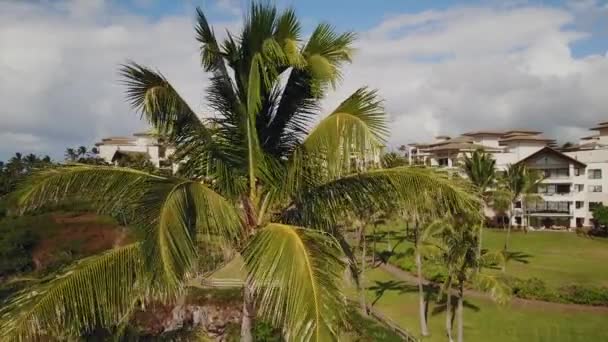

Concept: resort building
[[406, 122, 608, 229], [95, 131, 176, 171]]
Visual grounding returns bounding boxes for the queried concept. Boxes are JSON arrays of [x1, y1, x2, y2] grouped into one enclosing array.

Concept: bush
[[0, 216, 41, 276], [558, 285, 608, 306], [508, 277, 561, 302], [506, 276, 608, 306]]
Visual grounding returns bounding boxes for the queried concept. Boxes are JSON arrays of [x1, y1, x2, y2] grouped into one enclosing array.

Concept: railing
[[366, 304, 419, 342], [200, 278, 244, 288]]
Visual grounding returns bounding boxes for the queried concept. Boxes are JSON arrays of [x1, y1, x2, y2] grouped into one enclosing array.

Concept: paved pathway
[[378, 262, 608, 314]]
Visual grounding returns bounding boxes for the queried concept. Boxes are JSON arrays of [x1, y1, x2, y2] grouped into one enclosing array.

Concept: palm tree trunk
[[414, 224, 429, 337], [505, 202, 514, 251], [457, 281, 464, 342], [372, 223, 376, 266], [360, 226, 368, 314], [445, 278, 454, 342], [477, 224, 483, 273], [416, 250, 429, 336], [240, 282, 255, 342]]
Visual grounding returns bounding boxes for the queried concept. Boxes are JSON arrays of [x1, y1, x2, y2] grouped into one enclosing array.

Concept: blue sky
[[1, 0, 607, 160], [118, 0, 608, 57]]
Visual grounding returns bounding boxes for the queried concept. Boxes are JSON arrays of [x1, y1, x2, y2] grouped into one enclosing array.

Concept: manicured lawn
[[361, 267, 608, 342], [370, 220, 608, 287], [483, 229, 608, 287]]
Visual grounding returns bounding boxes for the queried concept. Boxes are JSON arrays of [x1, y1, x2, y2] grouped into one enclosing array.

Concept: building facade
[[407, 122, 608, 229], [95, 131, 176, 171]]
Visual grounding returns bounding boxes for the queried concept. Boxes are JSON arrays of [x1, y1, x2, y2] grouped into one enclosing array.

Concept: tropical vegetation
[[0, 4, 480, 341]]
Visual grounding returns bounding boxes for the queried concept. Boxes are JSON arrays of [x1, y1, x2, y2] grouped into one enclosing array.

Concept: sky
[[1, 0, 607, 160]]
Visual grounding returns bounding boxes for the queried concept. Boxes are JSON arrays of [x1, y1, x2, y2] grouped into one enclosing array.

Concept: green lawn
[[370, 220, 608, 287], [362, 267, 608, 342]]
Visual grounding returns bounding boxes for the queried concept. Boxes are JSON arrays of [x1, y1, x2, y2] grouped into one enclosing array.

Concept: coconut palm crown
[[0, 4, 481, 341]]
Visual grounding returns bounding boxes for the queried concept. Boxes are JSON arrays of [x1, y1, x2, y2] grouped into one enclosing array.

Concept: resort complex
[[406, 122, 608, 228], [95, 131, 176, 171]]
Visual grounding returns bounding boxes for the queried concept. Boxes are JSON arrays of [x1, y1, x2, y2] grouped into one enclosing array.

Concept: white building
[[408, 123, 608, 229], [95, 131, 175, 170]]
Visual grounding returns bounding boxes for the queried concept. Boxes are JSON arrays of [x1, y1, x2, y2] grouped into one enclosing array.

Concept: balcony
[[538, 168, 571, 180], [526, 201, 572, 215]]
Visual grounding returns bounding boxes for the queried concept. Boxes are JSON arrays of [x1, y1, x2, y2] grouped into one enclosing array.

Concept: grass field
[[362, 267, 608, 342], [212, 255, 608, 341], [370, 220, 608, 288]]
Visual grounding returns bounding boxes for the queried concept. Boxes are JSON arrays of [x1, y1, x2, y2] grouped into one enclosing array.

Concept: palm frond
[[243, 224, 347, 341], [473, 273, 512, 305], [139, 180, 243, 293], [120, 62, 205, 140], [302, 88, 387, 176], [284, 167, 481, 230], [12, 165, 165, 214], [0, 244, 145, 341]]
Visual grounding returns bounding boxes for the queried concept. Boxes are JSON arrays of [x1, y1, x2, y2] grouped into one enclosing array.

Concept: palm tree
[[432, 221, 510, 342], [461, 149, 496, 268], [0, 4, 480, 341], [77, 146, 88, 158], [65, 147, 77, 162], [501, 164, 543, 251]]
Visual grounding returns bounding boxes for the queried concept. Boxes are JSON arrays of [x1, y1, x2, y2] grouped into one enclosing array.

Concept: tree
[[65, 148, 78, 162], [592, 204, 608, 233], [430, 220, 510, 342], [77, 146, 88, 158], [461, 149, 496, 268], [501, 164, 543, 251], [381, 151, 408, 168], [0, 4, 480, 341]]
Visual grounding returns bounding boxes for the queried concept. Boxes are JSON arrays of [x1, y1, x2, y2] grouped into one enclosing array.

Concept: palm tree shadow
[[431, 296, 480, 316], [368, 280, 416, 306], [504, 250, 533, 265], [370, 230, 409, 266]]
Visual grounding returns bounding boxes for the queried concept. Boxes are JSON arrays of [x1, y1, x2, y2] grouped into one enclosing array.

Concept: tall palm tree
[[0, 4, 480, 341], [461, 149, 496, 268], [501, 164, 543, 251], [65, 147, 77, 162]]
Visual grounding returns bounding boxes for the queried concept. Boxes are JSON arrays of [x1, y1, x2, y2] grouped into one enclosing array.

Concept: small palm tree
[[431, 220, 510, 342], [461, 149, 496, 268], [0, 4, 480, 341]]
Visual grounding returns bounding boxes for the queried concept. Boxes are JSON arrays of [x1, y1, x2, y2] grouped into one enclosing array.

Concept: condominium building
[[406, 122, 608, 229], [95, 131, 176, 171]]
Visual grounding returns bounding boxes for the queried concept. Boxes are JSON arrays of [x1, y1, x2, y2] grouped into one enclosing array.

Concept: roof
[[111, 150, 150, 162], [561, 141, 605, 152], [462, 131, 505, 137], [503, 130, 542, 136], [589, 122, 608, 131], [580, 134, 599, 140], [427, 135, 474, 147], [515, 146, 586, 168], [423, 142, 503, 152], [499, 135, 555, 144], [435, 135, 451, 139]]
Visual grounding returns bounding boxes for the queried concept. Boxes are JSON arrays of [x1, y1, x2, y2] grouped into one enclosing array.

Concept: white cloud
[[1, 1, 607, 160], [0, 0, 238, 160], [322, 4, 608, 149]]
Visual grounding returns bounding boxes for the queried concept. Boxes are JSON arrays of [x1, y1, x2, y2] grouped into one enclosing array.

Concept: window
[[574, 168, 581, 176], [588, 169, 602, 179], [575, 184, 585, 192], [589, 185, 603, 193], [515, 201, 522, 209], [576, 201, 584, 209]]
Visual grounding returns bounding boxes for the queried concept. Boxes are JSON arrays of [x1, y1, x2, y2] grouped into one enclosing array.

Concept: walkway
[[378, 262, 608, 314]]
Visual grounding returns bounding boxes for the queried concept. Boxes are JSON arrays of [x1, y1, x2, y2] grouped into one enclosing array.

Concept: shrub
[[558, 285, 608, 306], [0, 216, 41, 276], [507, 277, 561, 302]]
